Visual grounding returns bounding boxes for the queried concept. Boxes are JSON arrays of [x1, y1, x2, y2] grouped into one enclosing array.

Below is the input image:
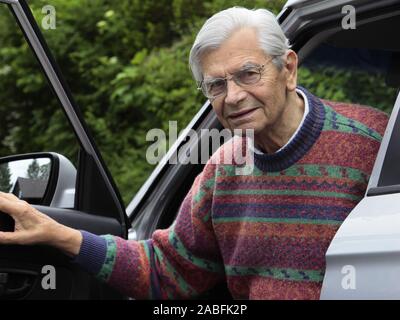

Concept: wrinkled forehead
[[199, 28, 268, 78], [200, 48, 268, 79]]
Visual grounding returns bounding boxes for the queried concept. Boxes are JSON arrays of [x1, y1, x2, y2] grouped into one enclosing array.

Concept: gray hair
[[189, 7, 290, 83]]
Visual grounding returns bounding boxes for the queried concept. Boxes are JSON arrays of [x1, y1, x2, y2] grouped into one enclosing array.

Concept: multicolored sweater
[[73, 87, 388, 299]]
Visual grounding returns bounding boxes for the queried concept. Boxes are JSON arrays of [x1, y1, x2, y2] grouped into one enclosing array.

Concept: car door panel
[[0, 205, 125, 300], [33, 206, 124, 236]]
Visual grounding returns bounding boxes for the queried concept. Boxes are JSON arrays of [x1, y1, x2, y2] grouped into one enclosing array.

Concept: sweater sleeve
[[72, 161, 225, 299]]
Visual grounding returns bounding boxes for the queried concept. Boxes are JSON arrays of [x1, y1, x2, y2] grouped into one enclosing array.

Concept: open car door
[[0, 0, 129, 299]]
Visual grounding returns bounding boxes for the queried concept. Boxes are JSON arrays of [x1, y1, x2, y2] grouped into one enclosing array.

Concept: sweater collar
[[252, 86, 325, 172]]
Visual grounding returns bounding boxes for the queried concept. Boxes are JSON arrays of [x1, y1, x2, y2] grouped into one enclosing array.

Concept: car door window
[[298, 47, 398, 115], [375, 101, 400, 188]]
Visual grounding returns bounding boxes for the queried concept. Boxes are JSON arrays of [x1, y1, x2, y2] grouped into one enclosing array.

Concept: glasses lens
[[204, 79, 226, 98], [236, 69, 261, 85]]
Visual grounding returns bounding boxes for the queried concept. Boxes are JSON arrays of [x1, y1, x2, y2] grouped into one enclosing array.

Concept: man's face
[[201, 28, 293, 134]]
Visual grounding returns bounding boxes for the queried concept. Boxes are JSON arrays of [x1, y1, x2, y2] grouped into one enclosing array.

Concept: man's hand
[[0, 192, 82, 257]]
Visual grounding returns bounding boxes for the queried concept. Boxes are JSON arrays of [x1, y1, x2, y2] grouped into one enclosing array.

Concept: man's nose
[[224, 79, 247, 106]]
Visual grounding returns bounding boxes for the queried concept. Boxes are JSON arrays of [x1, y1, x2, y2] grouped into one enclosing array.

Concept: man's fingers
[[0, 195, 13, 216], [0, 194, 25, 218], [0, 191, 18, 199], [0, 231, 19, 245], [0, 192, 19, 201]]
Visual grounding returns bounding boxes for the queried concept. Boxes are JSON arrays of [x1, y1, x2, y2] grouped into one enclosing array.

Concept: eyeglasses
[[198, 58, 274, 101]]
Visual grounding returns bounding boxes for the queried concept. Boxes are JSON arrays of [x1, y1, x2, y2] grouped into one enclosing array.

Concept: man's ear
[[284, 50, 298, 92]]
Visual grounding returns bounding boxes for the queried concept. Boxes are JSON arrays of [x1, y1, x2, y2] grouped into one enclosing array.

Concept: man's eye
[[238, 70, 260, 84], [208, 80, 225, 92]]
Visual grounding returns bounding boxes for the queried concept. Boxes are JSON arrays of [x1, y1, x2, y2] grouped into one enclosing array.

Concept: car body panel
[[321, 192, 400, 299]]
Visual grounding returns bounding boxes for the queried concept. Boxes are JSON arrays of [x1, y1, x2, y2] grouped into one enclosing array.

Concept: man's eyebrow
[[203, 75, 224, 82], [239, 62, 261, 70], [203, 61, 261, 81]]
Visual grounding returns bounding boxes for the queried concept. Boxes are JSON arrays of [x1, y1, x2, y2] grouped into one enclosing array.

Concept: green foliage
[[0, 0, 395, 207], [0, 164, 12, 192], [298, 67, 396, 114], [27, 159, 40, 179]]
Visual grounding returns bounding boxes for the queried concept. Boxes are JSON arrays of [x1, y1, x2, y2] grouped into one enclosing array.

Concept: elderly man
[[0, 7, 389, 299]]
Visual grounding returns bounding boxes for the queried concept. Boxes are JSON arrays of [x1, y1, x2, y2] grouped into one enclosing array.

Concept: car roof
[[283, 0, 353, 9], [283, 0, 311, 8]]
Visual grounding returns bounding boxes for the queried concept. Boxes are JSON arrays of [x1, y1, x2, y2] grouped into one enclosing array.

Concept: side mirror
[[0, 152, 76, 208]]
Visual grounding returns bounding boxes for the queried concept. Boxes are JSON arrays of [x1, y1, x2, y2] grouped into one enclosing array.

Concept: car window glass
[[298, 45, 398, 115], [298, 15, 400, 186], [376, 93, 400, 188]]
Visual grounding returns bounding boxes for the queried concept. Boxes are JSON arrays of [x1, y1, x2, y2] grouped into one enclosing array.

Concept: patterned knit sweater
[[74, 87, 388, 299]]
